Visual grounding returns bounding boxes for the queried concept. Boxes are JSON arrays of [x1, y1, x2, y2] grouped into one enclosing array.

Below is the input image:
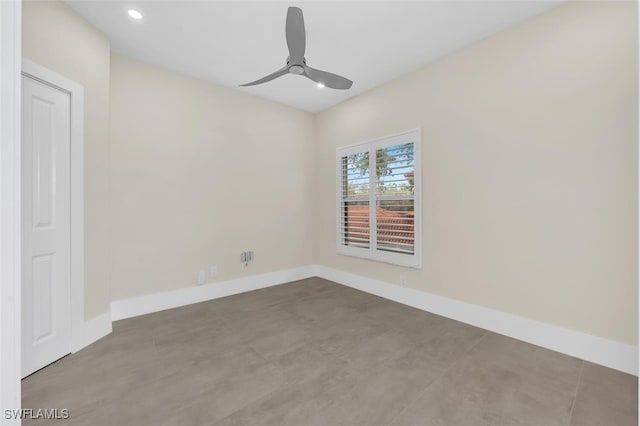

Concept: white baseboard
[[74, 311, 112, 352], [110, 265, 316, 321], [99, 263, 636, 376], [316, 265, 638, 376]]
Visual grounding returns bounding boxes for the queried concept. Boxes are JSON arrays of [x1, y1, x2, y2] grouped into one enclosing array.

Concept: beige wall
[[315, 1, 638, 345], [22, 1, 111, 320], [22, 1, 637, 346], [109, 54, 316, 300]]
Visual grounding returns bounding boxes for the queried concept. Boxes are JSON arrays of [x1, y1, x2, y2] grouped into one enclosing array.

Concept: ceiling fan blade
[[303, 66, 353, 90], [240, 67, 289, 87], [286, 7, 305, 61]]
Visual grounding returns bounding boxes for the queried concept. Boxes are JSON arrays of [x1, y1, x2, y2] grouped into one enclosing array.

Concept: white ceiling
[[66, 1, 562, 113]]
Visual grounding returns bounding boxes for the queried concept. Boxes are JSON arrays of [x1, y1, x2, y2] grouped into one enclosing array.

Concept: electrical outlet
[[241, 250, 254, 270], [210, 265, 218, 279], [197, 270, 205, 285], [400, 275, 407, 287]]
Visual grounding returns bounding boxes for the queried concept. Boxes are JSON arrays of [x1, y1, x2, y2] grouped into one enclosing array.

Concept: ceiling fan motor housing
[[286, 56, 306, 74]]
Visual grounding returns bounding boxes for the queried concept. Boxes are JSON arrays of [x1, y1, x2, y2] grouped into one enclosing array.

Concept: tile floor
[[22, 278, 638, 425]]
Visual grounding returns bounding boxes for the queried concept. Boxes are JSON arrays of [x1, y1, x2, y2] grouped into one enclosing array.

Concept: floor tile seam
[[150, 336, 162, 362], [263, 324, 358, 363], [567, 360, 585, 426], [245, 344, 281, 369], [384, 357, 464, 426], [385, 331, 490, 426], [210, 361, 355, 425]]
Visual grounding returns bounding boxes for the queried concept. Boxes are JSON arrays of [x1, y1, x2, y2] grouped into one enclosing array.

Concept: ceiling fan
[[241, 7, 353, 90]]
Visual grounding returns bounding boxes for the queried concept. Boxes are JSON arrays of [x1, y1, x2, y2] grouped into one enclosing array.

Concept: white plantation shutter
[[337, 129, 421, 268], [338, 148, 371, 249], [375, 143, 415, 255]]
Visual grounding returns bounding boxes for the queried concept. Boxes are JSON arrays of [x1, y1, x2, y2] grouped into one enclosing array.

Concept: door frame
[[21, 59, 85, 354], [1, 0, 22, 421]]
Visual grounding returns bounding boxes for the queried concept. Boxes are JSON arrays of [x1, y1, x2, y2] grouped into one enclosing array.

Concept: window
[[336, 129, 421, 268]]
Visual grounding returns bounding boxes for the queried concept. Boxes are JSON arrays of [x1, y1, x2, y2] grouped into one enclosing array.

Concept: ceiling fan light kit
[[241, 7, 353, 90]]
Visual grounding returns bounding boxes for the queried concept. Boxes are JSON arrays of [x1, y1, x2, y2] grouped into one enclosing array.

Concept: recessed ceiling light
[[128, 9, 143, 20], [317, 83, 325, 88]]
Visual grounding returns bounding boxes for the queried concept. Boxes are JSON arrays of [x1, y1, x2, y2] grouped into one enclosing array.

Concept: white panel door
[[21, 75, 72, 377]]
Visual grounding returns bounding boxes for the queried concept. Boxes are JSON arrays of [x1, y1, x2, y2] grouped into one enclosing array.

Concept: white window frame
[[336, 128, 422, 268]]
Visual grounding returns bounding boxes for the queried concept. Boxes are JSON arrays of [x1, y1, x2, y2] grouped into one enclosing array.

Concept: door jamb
[[1, 0, 22, 421], [21, 59, 85, 353]]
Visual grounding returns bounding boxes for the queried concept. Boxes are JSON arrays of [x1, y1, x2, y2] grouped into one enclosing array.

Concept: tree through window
[[337, 129, 421, 268]]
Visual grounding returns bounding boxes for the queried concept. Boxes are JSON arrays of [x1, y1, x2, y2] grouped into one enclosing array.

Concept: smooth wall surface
[[315, 1, 638, 345], [109, 54, 315, 301], [22, 0, 111, 320]]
